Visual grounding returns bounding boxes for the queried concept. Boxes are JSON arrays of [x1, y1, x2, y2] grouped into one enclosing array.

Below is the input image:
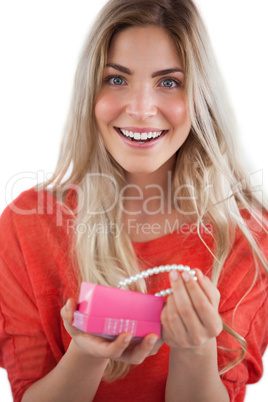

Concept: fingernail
[[66, 299, 71, 311], [124, 335, 132, 343], [170, 270, 179, 281], [182, 272, 191, 282], [149, 337, 158, 345]]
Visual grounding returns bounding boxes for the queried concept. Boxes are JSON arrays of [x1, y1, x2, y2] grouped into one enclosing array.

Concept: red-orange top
[[0, 188, 267, 401]]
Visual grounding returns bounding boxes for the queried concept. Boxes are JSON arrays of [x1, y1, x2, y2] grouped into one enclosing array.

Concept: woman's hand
[[61, 298, 163, 365], [161, 269, 223, 349]]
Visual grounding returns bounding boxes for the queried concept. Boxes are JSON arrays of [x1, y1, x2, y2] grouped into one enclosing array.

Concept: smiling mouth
[[115, 127, 168, 143]]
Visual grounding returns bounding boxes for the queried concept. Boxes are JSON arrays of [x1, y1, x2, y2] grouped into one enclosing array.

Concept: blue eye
[[160, 79, 177, 88], [112, 77, 124, 85], [104, 76, 126, 86]]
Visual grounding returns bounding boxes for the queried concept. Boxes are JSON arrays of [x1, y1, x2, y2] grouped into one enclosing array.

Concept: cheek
[[165, 97, 190, 126], [95, 93, 121, 125]]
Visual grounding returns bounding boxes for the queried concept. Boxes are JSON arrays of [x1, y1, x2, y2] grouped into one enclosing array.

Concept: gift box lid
[[77, 282, 164, 322]]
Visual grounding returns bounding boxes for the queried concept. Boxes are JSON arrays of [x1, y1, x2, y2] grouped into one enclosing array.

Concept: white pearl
[[166, 288, 173, 295], [118, 264, 197, 295]]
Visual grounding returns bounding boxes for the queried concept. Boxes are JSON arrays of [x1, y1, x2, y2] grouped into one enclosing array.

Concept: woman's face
[[95, 25, 191, 175]]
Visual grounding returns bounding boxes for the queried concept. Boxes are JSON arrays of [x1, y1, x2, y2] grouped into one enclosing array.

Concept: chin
[[123, 164, 162, 175]]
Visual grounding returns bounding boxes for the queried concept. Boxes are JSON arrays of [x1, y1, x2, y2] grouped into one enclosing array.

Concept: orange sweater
[[0, 188, 267, 401]]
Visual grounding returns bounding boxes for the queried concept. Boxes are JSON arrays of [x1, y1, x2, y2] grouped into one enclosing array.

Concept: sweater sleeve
[[0, 200, 58, 401], [0, 189, 75, 402], [216, 219, 268, 402]]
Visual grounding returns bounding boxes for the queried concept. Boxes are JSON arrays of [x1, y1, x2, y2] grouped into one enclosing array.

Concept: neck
[[123, 157, 175, 216]]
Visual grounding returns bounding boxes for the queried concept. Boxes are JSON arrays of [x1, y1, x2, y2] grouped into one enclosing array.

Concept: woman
[[0, 0, 267, 401]]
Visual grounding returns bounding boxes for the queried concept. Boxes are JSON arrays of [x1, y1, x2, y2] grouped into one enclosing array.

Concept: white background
[[0, 0, 267, 400]]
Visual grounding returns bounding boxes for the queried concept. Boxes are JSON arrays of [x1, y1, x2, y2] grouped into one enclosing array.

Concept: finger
[[169, 270, 204, 331], [179, 269, 220, 311], [118, 334, 159, 365], [195, 269, 221, 308], [71, 331, 134, 360], [179, 271, 222, 337], [98, 332, 134, 359], [161, 295, 189, 348], [61, 298, 80, 335], [170, 269, 201, 319]]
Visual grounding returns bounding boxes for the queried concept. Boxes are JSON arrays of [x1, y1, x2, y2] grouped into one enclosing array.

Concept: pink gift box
[[73, 282, 164, 338]]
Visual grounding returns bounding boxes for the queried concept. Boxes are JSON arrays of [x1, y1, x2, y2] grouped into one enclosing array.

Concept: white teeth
[[120, 129, 164, 141], [134, 132, 141, 140]]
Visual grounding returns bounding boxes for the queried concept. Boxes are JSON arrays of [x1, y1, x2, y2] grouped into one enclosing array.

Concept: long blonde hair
[[44, 0, 267, 380]]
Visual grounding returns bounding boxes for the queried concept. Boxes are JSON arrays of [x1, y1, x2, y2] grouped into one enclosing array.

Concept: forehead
[[107, 25, 183, 68]]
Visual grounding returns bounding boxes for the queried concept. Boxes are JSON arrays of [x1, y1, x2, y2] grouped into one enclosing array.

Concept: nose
[[125, 86, 157, 120]]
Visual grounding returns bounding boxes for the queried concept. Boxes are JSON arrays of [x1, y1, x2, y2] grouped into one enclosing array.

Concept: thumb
[[61, 298, 77, 328]]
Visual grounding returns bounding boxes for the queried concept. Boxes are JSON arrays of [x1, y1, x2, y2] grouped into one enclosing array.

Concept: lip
[[114, 127, 168, 149], [117, 126, 167, 133]]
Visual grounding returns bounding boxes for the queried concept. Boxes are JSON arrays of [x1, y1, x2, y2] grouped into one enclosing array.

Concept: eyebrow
[[106, 63, 184, 77]]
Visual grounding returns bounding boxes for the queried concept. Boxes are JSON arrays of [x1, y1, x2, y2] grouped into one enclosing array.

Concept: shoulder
[[0, 186, 78, 299], [0, 186, 75, 234], [218, 208, 268, 329], [240, 207, 268, 244], [0, 187, 77, 267], [1, 186, 70, 218], [225, 208, 268, 269]]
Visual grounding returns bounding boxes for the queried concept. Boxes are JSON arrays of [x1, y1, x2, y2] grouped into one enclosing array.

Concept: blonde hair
[[44, 0, 267, 380]]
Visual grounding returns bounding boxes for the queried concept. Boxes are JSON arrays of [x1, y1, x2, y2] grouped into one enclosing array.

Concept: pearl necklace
[[118, 264, 197, 297]]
